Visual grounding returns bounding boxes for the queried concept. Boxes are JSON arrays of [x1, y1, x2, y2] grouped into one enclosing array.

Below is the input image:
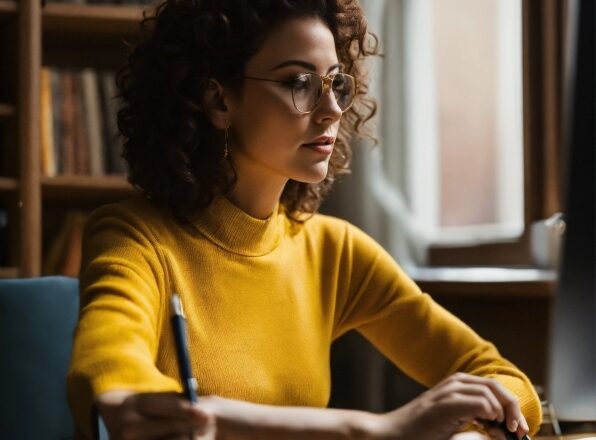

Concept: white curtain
[[324, 0, 432, 412], [324, 0, 432, 267]]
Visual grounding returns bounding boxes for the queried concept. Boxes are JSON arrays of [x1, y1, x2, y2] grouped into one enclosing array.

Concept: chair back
[[0, 276, 79, 440]]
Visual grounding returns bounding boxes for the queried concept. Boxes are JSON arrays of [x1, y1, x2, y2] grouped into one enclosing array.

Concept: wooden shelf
[[0, 266, 18, 278], [0, 103, 15, 118], [411, 266, 557, 298], [0, 0, 17, 16], [537, 434, 596, 440], [43, 3, 145, 39], [42, 3, 147, 67], [42, 175, 137, 203], [0, 176, 17, 192], [2, 0, 143, 276], [417, 278, 556, 298]]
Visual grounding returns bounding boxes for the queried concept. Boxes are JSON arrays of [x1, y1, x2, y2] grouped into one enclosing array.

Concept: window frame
[[427, 0, 567, 266]]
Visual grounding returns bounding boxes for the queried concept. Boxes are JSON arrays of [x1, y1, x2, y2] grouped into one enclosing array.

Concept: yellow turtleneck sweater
[[67, 196, 541, 438]]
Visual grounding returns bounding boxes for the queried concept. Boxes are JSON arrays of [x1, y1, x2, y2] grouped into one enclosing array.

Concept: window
[[361, 0, 564, 266]]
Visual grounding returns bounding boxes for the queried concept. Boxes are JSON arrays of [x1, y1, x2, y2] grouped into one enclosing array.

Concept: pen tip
[[170, 293, 184, 316]]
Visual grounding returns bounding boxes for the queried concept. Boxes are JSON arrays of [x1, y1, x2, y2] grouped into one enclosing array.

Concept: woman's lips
[[301, 142, 334, 154], [301, 136, 335, 154]]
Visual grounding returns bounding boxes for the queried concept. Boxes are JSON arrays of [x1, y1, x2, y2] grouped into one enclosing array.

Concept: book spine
[[99, 70, 127, 174], [49, 69, 63, 175], [74, 71, 90, 175], [40, 67, 57, 177], [81, 68, 105, 176], [60, 71, 76, 175]]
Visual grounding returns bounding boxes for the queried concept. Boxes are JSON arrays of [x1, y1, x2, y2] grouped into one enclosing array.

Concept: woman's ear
[[202, 79, 234, 129]]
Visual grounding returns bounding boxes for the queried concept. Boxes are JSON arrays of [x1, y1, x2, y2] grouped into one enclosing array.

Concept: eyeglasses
[[241, 72, 357, 114]]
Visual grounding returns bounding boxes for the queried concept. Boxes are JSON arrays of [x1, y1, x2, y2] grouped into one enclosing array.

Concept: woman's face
[[227, 16, 343, 187]]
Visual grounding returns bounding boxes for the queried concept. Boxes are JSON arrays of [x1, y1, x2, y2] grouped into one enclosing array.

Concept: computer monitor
[[547, 0, 595, 422]]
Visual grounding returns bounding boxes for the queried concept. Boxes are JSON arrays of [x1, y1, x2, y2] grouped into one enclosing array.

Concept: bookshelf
[[0, 103, 15, 117], [44, 3, 143, 36], [0, 177, 17, 191], [42, 175, 134, 203], [0, 0, 144, 277], [0, 0, 17, 16]]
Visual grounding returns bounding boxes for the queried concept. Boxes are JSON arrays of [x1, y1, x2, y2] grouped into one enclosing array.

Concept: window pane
[[361, 0, 524, 255], [434, 0, 524, 231]]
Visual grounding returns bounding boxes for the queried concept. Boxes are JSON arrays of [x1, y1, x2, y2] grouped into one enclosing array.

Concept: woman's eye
[[334, 77, 345, 88], [285, 76, 310, 91]]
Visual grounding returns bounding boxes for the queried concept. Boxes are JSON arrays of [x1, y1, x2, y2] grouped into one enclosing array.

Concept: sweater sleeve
[[67, 203, 181, 438], [333, 223, 542, 435]]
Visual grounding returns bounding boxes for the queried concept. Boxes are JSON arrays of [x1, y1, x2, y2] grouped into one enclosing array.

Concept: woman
[[67, 0, 541, 439]]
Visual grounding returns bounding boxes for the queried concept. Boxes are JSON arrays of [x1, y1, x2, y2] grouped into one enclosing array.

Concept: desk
[[536, 436, 596, 439], [536, 419, 596, 439], [413, 267, 555, 385]]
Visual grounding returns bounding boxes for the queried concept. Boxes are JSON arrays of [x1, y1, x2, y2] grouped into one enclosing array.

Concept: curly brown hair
[[116, 0, 378, 222]]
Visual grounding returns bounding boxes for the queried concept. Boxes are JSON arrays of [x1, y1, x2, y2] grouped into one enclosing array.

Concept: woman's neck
[[225, 176, 287, 220]]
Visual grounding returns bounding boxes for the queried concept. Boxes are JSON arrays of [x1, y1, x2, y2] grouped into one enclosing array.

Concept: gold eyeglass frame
[[241, 72, 358, 114]]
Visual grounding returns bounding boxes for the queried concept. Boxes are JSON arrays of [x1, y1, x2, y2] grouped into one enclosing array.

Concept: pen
[[170, 293, 198, 403], [485, 420, 531, 440]]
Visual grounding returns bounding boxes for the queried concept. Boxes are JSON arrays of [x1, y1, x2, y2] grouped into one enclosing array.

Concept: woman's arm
[[96, 390, 379, 440], [334, 223, 542, 434], [199, 396, 380, 440], [96, 372, 530, 440]]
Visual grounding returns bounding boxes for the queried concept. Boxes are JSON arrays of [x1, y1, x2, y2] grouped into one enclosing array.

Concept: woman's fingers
[[132, 392, 197, 418], [384, 373, 528, 440], [97, 391, 215, 440], [434, 380, 505, 422], [514, 415, 530, 438], [133, 392, 213, 429], [467, 377, 527, 435], [129, 394, 213, 438], [437, 373, 529, 437], [443, 393, 503, 424], [473, 378, 520, 432], [120, 417, 205, 440]]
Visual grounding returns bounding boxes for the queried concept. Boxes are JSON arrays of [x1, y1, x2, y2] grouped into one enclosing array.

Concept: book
[[81, 68, 105, 176], [49, 68, 63, 174], [98, 70, 127, 174], [74, 71, 90, 174], [60, 211, 86, 276], [43, 210, 87, 276], [40, 67, 57, 177], [44, 67, 127, 176], [59, 71, 77, 175]]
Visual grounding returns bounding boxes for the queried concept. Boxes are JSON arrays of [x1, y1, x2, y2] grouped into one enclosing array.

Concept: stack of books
[[40, 67, 128, 177]]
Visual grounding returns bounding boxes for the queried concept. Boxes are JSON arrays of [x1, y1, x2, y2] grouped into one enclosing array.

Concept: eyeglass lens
[[292, 73, 355, 112]]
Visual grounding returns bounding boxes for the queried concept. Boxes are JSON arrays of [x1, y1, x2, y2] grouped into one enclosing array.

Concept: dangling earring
[[221, 125, 230, 162]]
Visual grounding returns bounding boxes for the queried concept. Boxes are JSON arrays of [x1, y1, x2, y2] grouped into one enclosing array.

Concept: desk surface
[[536, 435, 596, 439]]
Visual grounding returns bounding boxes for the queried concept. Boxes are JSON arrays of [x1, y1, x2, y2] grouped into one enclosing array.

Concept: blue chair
[[0, 276, 79, 440]]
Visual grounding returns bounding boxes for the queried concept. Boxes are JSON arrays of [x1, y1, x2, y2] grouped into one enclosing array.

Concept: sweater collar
[[192, 195, 286, 256]]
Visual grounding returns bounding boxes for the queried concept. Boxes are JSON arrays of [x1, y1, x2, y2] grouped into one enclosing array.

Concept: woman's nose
[[314, 86, 343, 123]]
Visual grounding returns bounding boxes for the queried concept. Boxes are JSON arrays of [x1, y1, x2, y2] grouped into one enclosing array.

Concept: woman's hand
[[96, 390, 215, 440], [94, 374, 530, 440], [378, 372, 530, 440]]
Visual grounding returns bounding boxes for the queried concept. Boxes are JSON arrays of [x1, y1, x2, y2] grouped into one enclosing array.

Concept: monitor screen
[[547, 0, 596, 422]]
